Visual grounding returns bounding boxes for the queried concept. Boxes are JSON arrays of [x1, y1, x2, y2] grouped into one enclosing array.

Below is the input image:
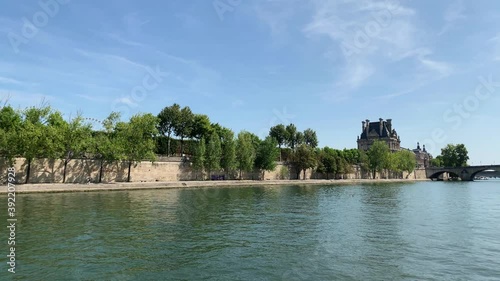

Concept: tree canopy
[[440, 144, 469, 167]]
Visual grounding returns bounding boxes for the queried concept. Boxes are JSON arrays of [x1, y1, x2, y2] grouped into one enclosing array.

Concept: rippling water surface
[[2, 181, 500, 280]]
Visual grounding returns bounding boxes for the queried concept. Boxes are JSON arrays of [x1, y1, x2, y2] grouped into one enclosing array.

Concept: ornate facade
[[357, 118, 401, 152], [411, 142, 432, 168], [356, 118, 432, 168]]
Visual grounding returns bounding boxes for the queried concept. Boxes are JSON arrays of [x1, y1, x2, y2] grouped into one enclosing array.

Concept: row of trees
[[0, 103, 158, 183], [281, 140, 417, 180], [363, 140, 418, 179], [191, 131, 281, 180], [1, 102, 421, 182]]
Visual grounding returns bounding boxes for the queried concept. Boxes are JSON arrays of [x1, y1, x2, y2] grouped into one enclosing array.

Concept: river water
[[2, 181, 500, 280]]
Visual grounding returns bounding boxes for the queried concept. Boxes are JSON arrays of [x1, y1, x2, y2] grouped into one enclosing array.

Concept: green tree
[[285, 123, 298, 149], [367, 140, 390, 179], [269, 124, 287, 161], [303, 128, 318, 148], [396, 150, 417, 178], [190, 114, 212, 140], [336, 150, 352, 179], [0, 105, 22, 163], [192, 138, 206, 180], [205, 132, 222, 178], [430, 155, 444, 167], [254, 136, 280, 179], [318, 147, 338, 179], [18, 105, 53, 183], [116, 113, 159, 182], [236, 131, 256, 179], [173, 106, 193, 155], [296, 131, 305, 147], [358, 150, 370, 176], [343, 148, 360, 165], [440, 144, 469, 167], [88, 112, 123, 182], [50, 112, 93, 183], [220, 128, 237, 178], [290, 144, 317, 180], [157, 103, 180, 156]]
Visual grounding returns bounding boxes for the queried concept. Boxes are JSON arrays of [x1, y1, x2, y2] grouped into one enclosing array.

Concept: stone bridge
[[426, 165, 500, 181]]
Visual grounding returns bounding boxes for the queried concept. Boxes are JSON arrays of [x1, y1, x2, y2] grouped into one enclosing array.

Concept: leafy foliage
[[367, 140, 390, 179], [440, 144, 469, 167], [192, 138, 206, 179], [205, 132, 222, 176], [254, 137, 280, 178], [157, 103, 181, 156], [236, 131, 256, 178], [290, 144, 317, 179]]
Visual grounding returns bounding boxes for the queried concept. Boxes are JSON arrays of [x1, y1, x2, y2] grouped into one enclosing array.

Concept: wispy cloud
[[419, 57, 454, 77], [106, 33, 146, 47], [113, 97, 138, 107], [122, 13, 151, 36], [438, 0, 466, 36], [73, 48, 150, 71], [76, 94, 110, 103], [302, 0, 422, 100], [0, 76, 21, 85]]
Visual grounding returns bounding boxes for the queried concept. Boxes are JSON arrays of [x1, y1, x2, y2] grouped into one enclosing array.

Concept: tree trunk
[[279, 145, 282, 162], [99, 159, 104, 183], [180, 137, 184, 156], [127, 161, 132, 182], [62, 159, 68, 183], [25, 158, 31, 184], [303, 169, 306, 180], [167, 134, 171, 156], [372, 170, 376, 180]]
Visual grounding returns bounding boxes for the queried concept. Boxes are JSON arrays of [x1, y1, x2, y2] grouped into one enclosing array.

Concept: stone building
[[356, 118, 433, 168], [357, 118, 401, 152], [411, 142, 432, 168]]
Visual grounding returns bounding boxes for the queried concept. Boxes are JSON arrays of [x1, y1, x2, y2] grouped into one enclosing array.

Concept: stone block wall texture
[[0, 158, 429, 184]]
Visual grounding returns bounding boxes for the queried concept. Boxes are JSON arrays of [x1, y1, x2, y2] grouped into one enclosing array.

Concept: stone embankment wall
[[0, 158, 428, 184]]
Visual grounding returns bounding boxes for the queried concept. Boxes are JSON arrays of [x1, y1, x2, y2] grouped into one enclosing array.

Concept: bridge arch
[[470, 168, 500, 180], [428, 171, 461, 180]]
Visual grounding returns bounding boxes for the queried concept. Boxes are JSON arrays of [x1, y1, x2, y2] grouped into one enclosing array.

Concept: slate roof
[[360, 120, 394, 139]]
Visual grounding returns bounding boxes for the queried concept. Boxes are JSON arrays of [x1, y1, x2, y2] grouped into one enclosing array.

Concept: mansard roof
[[359, 120, 397, 139]]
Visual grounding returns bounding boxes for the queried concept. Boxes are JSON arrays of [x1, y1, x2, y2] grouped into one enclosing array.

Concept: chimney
[[387, 119, 392, 132], [379, 118, 383, 136], [362, 121, 366, 133], [365, 119, 370, 135]]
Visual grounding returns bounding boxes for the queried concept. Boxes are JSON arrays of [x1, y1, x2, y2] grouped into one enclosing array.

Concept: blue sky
[[1, 0, 500, 164]]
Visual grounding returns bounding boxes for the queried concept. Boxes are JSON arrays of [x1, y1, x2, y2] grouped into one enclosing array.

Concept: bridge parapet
[[426, 165, 500, 181]]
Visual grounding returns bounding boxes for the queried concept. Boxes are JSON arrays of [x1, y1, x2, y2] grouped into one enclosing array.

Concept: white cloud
[[76, 94, 110, 102], [0, 76, 21, 85], [338, 61, 375, 89], [73, 48, 149, 72], [114, 97, 138, 107], [302, 0, 423, 100], [438, 0, 466, 35], [106, 33, 146, 47], [419, 58, 453, 77]]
